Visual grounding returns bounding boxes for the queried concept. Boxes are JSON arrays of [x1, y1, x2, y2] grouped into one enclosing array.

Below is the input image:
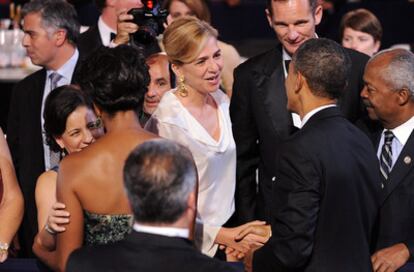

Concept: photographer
[[78, 0, 160, 57]]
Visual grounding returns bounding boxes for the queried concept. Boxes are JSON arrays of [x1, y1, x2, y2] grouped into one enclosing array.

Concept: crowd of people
[[0, 0, 414, 271]]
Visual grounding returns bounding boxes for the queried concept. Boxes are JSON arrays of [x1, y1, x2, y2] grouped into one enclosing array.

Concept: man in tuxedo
[[6, 0, 81, 257], [253, 38, 380, 272], [361, 49, 414, 272], [77, 0, 160, 57], [67, 139, 241, 272], [230, 0, 369, 224]]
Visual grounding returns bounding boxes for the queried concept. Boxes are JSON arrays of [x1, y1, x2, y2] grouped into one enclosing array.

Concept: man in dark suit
[[230, 0, 369, 224], [77, 0, 143, 56], [253, 38, 380, 272], [361, 49, 414, 272], [67, 139, 241, 272], [6, 0, 81, 257]]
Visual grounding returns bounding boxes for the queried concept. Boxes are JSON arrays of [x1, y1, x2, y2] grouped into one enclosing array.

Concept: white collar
[[46, 49, 79, 82], [300, 104, 337, 128], [384, 115, 414, 146], [98, 16, 116, 46], [133, 222, 189, 239]]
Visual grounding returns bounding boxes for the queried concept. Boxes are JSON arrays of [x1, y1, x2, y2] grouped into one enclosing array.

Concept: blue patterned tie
[[380, 130, 394, 181]]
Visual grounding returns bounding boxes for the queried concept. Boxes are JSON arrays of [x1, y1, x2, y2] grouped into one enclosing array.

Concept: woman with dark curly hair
[[33, 85, 103, 256], [34, 45, 157, 271]]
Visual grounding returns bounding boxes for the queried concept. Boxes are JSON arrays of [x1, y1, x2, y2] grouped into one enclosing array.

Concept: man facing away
[[66, 139, 241, 272], [361, 49, 414, 272], [230, 0, 370, 224], [253, 38, 380, 272], [6, 0, 81, 257]]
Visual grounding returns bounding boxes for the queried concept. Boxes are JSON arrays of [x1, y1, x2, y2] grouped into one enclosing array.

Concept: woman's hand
[[46, 202, 70, 234]]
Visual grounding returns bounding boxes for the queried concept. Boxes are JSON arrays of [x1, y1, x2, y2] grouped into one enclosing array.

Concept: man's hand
[[114, 9, 139, 45], [372, 243, 410, 272]]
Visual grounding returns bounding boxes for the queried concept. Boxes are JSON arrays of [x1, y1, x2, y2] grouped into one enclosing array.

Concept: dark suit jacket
[[374, 129, 414, 261], [230, 44, 369, 223], [253, 107, 380, 272], [6, 59, 82, 257], [77, 25, 103, 58], [67, 231, 241, 272]]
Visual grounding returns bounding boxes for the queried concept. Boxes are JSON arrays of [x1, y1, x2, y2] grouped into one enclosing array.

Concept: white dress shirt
[[377, 115, 414, 169], [145, 90, 236, 256], [133, 223, 189, 239], [41, 49, 79, 170], [98, 16, 116, 47]]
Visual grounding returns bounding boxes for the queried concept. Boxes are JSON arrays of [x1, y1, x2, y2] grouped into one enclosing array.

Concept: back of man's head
[[22, 0, 80, 45], [367, 49, 414, 97], [292, 38, 351, 99], [123, 139, 197, 225]]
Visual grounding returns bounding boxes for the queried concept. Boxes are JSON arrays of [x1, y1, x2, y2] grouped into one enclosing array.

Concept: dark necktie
[[110, 32, 116, 41], [284, 60, 291, 73], [380, 130, 394, 181]]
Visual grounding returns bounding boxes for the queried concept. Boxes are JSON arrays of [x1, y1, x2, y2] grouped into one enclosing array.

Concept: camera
[[128, 0, 167, 45]]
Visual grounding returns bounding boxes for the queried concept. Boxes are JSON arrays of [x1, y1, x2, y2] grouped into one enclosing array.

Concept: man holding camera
[[78, 0, 160, 57]]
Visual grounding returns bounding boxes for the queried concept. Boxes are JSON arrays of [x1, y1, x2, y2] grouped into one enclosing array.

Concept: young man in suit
[[252, 38, 380, 271], [361, 49, 414, 272], [66, 139, 241, 272], [6, 0, 81, 257], [230, 0, 369, 224]]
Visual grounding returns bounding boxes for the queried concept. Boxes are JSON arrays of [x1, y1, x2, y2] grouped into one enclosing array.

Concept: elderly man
[[7, 0, 81, 256], [66, 139, 241, 272], [361, 49, 414, 272], [230, 0, 369, 224], [253, 38, 380, 271]]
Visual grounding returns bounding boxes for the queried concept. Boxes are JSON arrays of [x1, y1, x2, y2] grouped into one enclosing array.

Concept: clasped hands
[[216, 221, 271, 260]]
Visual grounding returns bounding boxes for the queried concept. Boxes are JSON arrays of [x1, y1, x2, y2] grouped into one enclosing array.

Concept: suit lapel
[[382, 130, 414, 201], [254, 46, 294, 136]]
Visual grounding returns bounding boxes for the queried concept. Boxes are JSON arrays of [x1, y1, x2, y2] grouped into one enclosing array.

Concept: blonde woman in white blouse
[[145, 17, 265, 259]]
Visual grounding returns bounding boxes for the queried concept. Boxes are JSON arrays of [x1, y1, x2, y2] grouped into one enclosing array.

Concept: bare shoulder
[[35, 170, 57, 201]]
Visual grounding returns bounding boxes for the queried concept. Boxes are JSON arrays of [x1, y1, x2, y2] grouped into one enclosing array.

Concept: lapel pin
[[404, 156, 411, 165]]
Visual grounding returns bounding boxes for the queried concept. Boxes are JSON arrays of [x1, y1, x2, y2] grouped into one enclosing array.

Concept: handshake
[[215, 221, 271, 264]]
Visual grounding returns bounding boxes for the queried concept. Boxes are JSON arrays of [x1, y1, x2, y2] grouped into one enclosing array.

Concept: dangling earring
[[177, 75, 188, 97]]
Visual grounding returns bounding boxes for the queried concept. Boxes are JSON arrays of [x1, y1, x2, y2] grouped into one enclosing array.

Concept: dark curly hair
[[78, 45, 150, 117], [43, 85, 94, 153]]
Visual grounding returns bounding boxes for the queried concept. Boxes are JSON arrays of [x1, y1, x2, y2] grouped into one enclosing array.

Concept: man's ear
[[54, 29, 67, 46], [295, 72, 304, 94], [397, 88, 412, 106], [265, 8, 273, 29], [314, 4, 323, 26]]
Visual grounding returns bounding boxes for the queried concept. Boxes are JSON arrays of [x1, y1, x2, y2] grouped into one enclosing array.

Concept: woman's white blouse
[[145, 90, 236, 256]]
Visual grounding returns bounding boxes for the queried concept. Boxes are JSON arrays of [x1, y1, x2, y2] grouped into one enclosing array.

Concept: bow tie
[[110, 32, 116, 41]]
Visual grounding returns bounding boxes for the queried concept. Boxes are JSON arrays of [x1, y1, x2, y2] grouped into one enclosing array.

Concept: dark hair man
[[361, 49, 414, 272], [230, 0, 370, 225], [6, 0, 81, 257], [66, 139, 241, 272], [253, 38, 380, 272]]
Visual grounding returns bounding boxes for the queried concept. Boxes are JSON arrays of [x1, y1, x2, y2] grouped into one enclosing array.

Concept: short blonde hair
[[163, 17, 218, 65]]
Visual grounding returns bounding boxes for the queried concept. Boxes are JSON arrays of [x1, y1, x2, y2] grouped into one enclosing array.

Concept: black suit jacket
[[253, 107, 380, 272], [230, 45, 369, 223], [6, 58, 82, 257], [67, 231, 241, 272], [77, 25, 103, 58], [374, 129, 414, 261]]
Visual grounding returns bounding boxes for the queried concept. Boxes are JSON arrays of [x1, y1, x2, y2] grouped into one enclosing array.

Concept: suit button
[[272, 176, 276, 181]]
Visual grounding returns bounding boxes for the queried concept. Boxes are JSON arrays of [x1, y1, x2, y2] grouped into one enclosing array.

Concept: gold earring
[[177, 76, 188, 97]]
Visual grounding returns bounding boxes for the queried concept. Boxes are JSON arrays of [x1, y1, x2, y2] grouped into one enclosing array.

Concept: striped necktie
[[380, 130, 394, 181], [48, 72, 62, 168]]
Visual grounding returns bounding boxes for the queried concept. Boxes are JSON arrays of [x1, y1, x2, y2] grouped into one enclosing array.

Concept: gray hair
[[22, 0, 80, 45], [292, 38, 351, 99], [369, 49, 414, 97], [123, 139, 197, 224]]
